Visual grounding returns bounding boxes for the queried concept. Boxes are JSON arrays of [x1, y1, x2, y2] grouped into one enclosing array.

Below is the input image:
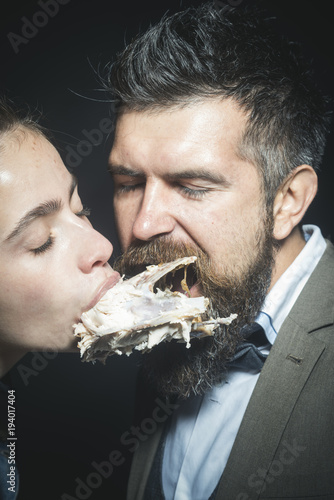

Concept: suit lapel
[[216, 241, 334, 499], [127, 422, 164, 500], [216, 320, 325, 498]]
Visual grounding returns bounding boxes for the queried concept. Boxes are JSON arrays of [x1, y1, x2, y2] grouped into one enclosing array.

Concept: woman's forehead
[[0, 131, 71, 235], [0, 129, 65, 181]]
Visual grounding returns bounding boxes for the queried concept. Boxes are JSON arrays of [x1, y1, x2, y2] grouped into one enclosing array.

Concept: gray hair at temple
[[105, 2, 331, 206]]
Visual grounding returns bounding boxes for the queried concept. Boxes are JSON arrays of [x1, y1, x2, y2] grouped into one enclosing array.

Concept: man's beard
[[114, 215, 277, 399]]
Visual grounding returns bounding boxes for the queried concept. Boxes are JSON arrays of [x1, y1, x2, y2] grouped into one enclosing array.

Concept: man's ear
[[273, 165, 318, 241]]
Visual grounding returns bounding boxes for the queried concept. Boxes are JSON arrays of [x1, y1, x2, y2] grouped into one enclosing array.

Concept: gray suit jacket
[[127, 240, 334, 500]]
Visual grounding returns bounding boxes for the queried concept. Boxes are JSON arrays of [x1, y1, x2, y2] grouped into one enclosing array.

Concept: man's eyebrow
[[5, 174, 78, 242], [165, 168, 231, 186], [108, 164, 144, 177], [109, 164, 230, 186]]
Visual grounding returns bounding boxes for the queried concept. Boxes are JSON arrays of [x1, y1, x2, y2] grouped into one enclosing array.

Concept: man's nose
[[78, 225, 114, 274], [132, 181, 176, 241]]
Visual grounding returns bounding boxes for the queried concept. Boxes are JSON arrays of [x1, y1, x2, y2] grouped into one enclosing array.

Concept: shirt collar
[[255, 225, 326, 346]]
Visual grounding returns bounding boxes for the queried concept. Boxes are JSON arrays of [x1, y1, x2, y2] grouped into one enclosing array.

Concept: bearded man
[[107, 3, 334, 499]]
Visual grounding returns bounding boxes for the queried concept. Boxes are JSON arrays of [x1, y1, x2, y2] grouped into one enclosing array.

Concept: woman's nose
[[78, 226, 113, 274]]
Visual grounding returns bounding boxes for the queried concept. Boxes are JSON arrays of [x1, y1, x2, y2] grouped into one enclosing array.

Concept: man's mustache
[[113, 237, 238, 307], [114, 238, 207, 277]]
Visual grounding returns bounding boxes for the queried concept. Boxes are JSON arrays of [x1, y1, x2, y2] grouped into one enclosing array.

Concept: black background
[[1, 1, 333, 499]]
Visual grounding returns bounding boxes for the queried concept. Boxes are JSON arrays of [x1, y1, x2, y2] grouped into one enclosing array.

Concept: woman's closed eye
[[31, 207, 91, 255], [31, 235, 54, 255]]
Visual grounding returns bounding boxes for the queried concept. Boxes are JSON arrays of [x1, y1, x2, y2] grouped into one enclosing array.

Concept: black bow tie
[[228, 323, 269, 373]]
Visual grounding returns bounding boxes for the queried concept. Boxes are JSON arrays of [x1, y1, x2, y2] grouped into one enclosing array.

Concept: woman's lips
[[84, 271, 121, 312]]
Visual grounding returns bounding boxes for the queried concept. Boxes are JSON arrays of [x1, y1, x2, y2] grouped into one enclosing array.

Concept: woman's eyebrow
[[5, 174, 78, 242]]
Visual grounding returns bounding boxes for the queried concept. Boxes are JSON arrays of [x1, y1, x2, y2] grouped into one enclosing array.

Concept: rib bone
[[73, 256, 237, 363]]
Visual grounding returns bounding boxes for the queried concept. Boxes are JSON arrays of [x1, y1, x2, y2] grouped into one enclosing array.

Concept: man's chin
[[139, 325, 241, 400]]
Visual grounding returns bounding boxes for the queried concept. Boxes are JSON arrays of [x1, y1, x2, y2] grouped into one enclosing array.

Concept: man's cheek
[[114, 207, 131, 242], [121, 222, 136, 249]]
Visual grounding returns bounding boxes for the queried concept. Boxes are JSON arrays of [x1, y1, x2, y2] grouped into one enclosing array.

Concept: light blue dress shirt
[[162, 225, 326, 500]]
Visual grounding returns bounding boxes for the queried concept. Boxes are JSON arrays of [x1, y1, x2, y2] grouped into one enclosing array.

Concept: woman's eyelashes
[[31, 235, 54, 255], [31, 207, 91, 255]]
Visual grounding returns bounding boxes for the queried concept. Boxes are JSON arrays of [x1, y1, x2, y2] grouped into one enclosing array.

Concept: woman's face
[[0, 129, 117, 356]]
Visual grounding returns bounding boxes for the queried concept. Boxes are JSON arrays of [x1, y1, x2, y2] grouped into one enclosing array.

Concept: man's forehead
[[112, 99, 248, 147], [110, 101, 248, 178]]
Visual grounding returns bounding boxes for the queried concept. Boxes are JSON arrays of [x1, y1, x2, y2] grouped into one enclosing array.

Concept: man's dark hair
[[106, 2, 331, 205]]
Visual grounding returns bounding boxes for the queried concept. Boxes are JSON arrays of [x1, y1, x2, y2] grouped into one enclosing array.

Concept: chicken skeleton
[[73, 256, 237, 363]]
